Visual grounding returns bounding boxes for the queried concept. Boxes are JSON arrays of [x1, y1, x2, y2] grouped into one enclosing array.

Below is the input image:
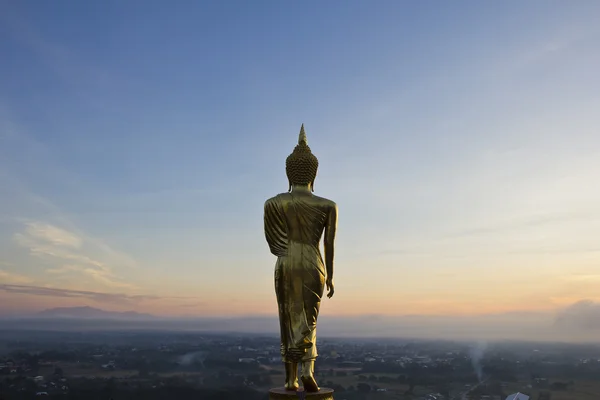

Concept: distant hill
[[0, 305, 597, 343], [35, 306, 155, 320]]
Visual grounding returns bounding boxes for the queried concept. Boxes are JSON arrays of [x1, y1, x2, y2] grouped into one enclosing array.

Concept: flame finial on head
[[298, 123, 307, 145]]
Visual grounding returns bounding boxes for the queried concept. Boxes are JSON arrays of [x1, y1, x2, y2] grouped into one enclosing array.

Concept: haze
[[1, 1, 600, 342]]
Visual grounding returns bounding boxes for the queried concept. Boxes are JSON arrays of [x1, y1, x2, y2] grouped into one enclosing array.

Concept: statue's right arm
[[324, 202, 338, 282], [263, 199, 272, 245], [264, 197, 284, 255]]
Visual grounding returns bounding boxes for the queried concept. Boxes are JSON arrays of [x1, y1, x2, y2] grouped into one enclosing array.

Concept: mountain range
[[34, 306, 155, 320], [0, 304, 598, 343]]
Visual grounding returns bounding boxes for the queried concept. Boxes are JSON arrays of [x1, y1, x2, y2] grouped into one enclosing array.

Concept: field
[[265, 369, 419, 398], [38, 363, 138, 378], [31, 363, 600, 399], [503, 380, 600, 400]]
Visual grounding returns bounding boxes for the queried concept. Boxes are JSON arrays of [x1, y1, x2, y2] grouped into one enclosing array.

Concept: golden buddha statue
[[264, 124, 338, 393]]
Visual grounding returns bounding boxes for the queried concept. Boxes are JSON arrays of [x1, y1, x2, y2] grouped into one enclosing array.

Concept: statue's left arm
[[324, 202, 337, 298]]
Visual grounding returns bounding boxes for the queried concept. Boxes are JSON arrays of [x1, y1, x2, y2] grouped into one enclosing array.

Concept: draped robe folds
[[264, 193, 327, 363]]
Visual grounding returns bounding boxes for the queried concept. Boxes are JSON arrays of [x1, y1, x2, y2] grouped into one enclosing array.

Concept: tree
[[262, 374, 273, 386], [101, 378, 117, 398], [330, 383, 346, 392], [357, 382, 371, 393], [551, 382, 568, 391], [138, 365, 150, 378]]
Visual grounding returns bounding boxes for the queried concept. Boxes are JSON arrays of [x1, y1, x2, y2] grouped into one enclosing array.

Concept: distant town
[[1, 326, 599, 399]]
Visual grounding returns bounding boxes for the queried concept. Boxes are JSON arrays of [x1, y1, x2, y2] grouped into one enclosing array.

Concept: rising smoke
[[468, 341, 488, 382], [177, 351, 207, 367]]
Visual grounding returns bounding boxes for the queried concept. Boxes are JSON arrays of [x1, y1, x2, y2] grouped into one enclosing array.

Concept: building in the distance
[[505, 393, 529, 400]]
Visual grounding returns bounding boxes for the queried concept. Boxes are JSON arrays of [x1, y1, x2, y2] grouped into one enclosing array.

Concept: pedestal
[[268, 387, 334, 400]]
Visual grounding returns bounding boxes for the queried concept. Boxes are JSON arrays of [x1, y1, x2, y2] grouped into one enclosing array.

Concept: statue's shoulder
[[264, 193, 289, 206], [313, 195, 337, 210]]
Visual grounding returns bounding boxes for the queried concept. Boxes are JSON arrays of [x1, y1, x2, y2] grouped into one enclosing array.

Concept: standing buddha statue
[[264, 124, 338, 393]]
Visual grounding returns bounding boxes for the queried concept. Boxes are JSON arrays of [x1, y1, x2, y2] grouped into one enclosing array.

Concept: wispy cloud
[[443, 210, 600, 239], [46, 265, 83, 274], [17, 221, 82, 248], [0, 270, 33, 285], [0, 284, 180, 306], [374, 209, 600, 258], [21, 196, 139, 270], [14, 220, 136, 290]]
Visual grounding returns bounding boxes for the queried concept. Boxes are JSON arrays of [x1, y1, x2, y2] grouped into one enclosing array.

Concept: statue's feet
[[284, 380, 299, 391], [301, 375, 320, 393]]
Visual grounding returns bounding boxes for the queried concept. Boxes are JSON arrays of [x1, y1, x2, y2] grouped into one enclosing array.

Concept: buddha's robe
[[264, 193, 327, 362]]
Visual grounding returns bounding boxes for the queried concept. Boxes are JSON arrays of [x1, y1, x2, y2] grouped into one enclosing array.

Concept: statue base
[[268, 387, 334, 400]]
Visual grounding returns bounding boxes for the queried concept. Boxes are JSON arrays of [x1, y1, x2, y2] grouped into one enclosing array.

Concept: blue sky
[[1, 1, 600, 319]]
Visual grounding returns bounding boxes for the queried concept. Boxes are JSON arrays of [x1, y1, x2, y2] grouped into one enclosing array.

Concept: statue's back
[[276, 192, 334, 247]]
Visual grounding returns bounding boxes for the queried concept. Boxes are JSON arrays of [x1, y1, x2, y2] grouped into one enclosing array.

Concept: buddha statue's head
[[286, 124, 319, 192]]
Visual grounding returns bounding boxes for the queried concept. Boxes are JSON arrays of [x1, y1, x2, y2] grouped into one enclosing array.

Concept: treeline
[[359, 361, 479, 385], [0, 385, 267, 400]]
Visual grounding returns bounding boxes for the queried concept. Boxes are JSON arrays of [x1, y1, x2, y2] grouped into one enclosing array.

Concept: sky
[[1, 1, 600, 332]]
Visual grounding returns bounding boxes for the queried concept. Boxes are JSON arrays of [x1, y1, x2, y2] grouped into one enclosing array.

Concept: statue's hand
[[326, 278, 334, 299]]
